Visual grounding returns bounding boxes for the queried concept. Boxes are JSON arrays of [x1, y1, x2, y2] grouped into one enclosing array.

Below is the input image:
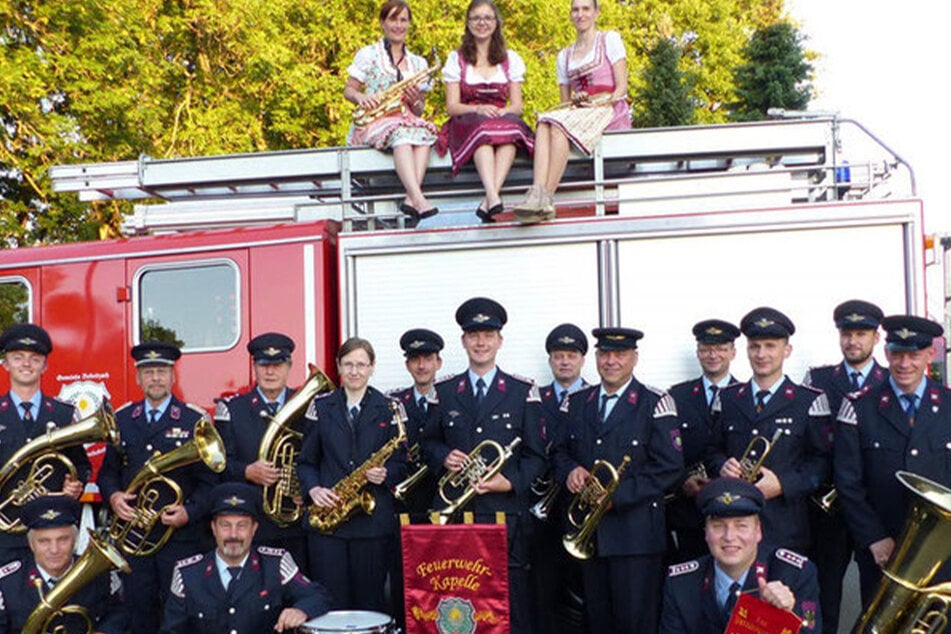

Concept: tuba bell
[[258, 364, 334, 526], [563, 455, 631, 560], [853, 471, 951, 633], [739, 429, 782, 483], [0, 402, 119, 533], [434, 437, 522, 525], [108, 415, 225, 556], [22, 528, 130, 634]]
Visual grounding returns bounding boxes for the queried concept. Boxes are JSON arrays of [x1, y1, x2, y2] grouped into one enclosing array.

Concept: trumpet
[[563, 455, 631, 560], [811, 484, 838, 514], [739, 429, 783, 482], [352, 50, 440, 127], [393, 443, 429, 501], [663, 462, 709, 503], [434, 437, 522, 525], [258, 365, 334, 526], [529, 476, 560, 521], [108, 416, 226, 556], [0, 402, 119, 533]]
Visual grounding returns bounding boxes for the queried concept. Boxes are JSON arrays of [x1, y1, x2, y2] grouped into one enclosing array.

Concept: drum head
[[300, 610, 393, 633]]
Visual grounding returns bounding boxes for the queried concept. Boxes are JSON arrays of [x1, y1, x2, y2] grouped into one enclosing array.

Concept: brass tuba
[[258, 365, 334, 526], [108, 416, 225, 556], [22, 528, 130, 634], [739, 429, 783, 482], [563, 455, 631, 560], [0, 402, 119, 533], [852, 471, 951, 633], [434, 437, 523, 526], [307, 401, 408, 533], [352, 50, 440, 127]]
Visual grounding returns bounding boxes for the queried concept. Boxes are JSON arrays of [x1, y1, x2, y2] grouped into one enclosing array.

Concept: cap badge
[[18, 337, 37, 346], [754, 318, 774, 328], [845, 313, 865, 323], [896, 328, 916, 340], [263, 347, 281, 357], [223, 495, 246, 507], [717, 492, 739, 505], [557, 336, 576, 345], [606, 335, 625, 341], [705, 327, 723, 335], [409, 340, 425, 349], [472, 314, 491, 324], [145, 350, 162, 359], [40, 509, 61, 520]]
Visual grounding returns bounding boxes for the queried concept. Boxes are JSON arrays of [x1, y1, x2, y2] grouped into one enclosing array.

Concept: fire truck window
[[137, 262, 239, 352], [0, 279, 32, 331]]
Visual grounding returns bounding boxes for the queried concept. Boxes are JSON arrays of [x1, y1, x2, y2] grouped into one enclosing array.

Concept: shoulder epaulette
[[526, 382, 541, 403], [257, 545, 287, 557], [109, 570, 122, 595], [173, 553, 204, 569], [386, 386, 411, 399], [507, 372, 536, 386], [435, 373, 462, 386], [185, 402, 209, 418], [0, 561, 21, 579], [667, 560, 699, 577], [170, 566, 186, 598], [808, 391, 831, 417], [213, 401, 231, 422], [278, 550, 300, 585], [799, 382, 824, 396], [653, 391, 678, 418], [114, 400, 135, 414], [775, 548, 807, 569], [837, 398, 858, 426]]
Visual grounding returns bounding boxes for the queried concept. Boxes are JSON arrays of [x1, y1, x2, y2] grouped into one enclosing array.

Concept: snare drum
[[298, 610, 395, 633]]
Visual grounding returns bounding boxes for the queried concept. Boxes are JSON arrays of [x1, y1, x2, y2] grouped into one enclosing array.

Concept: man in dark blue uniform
[[707, 307, 831, 553], [660, 477, 820, 634], [835, 314, 948, 605], [99, 341, 219, 634], [425, 297, 546, 634], [0, 324, 86, 565], [161, 482, 330, 634], [0, 496, 128, 634], [666, 319, 740, 564], [216, 332, 309, 572], [801, 299, 886, 632], [531, 323, 588, 633], [552, 326, 683, 634]]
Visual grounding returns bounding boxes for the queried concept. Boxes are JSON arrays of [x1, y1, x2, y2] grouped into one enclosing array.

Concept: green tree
[[731, 21, 812, 121], [635, 36, 695, 128]]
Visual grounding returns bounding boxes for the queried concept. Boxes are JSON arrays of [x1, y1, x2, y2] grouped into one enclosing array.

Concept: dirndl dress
[[435, 50, 535, 175], [536, 31, 631, 155], [346, 39, 438, 150]]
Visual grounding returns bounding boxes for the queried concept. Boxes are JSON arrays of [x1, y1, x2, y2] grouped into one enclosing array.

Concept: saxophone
[[352, 50, 440, 127], [307, 401, 407, 533]]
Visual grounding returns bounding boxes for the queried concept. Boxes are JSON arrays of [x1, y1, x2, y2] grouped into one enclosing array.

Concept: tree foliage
[[731, 21, 812, 120], [635, 36, 695, 128], [2, 0, 791, 245]]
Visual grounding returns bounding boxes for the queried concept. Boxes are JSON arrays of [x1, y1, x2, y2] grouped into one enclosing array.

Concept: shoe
[[419, 207, 439, 220], [539, 188, 556, 221], [476, 203, 503, 223], [399, 203, 421, 220], [513, 185, 543, 222]]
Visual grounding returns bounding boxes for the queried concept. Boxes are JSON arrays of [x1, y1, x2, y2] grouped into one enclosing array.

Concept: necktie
[[148, 408, 159, 424], [724, 581, 741, 618], [755, 390, 769, 413], [558, 390, 569, 407], [708, 384, 719, 406], [850, 372, 861, 391], [902, 393, 918, 425], [348, 405, 359, 426], [266, 401, 279, 415], [475, 378, 486, 406], [20, 402, 33, 422], [599, 394, 617, 424], [226, 566, 242, 592], [418, 396, 427, 413]]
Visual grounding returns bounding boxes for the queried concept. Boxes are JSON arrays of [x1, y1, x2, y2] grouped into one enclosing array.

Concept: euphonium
[[352, 50, 440, 127], [739, 429, 783, 483], [0, 402, 119, 533], [434, 437, 523, 526], [563, 455, 631, 560], [308, 401, 407, 533], [258, 365, 334, 526], [852, 471, 951, 634], [22, 528, 130, 634], [108, 416, 225, 556]]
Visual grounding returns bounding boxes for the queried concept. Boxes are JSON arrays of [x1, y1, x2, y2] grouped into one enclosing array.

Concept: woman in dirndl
[[345, 0, 439, 223], [513, 0, 630, 223], [436, 0, 534, 223]]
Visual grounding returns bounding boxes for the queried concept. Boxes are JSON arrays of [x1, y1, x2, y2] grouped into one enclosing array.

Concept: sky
[[786, 1, 950, 233]]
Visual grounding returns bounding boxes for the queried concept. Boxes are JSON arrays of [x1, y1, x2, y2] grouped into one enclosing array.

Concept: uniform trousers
[[808, 504, 853, 633], [127, 540, 201, 634], [308, 534, 389, 613], [581, 553, 662, 634]]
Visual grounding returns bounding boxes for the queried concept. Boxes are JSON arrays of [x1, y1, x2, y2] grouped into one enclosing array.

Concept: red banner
[[402, 523, 510, 634], [726, 593, 804, 634]]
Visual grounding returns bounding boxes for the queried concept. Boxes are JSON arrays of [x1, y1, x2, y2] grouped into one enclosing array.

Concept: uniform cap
[[881, 315, 943, 351], [21, 496, 82, 529], [455, 297, 507, 332], [592, 327, 643, 350], [740, 307, 795, 339], [546, 323, 588, 355], [697, 477, 764, 518], [209, 482, 259, 518], [0, 323, 52, 355], [834, 300, 884, 330], [692, 319, 740, 344], [247, 332, 295, 365], [399, 328, 444, 357], [131, 341, 181, 366]]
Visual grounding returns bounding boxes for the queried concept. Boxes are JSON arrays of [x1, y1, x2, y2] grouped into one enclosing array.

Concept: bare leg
[[472, 145, 500, 209], [544, 126, 571, 194], [533, 123, 552, 188], [393, 144, 427, 210], [411, 145, 434, 211], [492, 144, 517, 205]]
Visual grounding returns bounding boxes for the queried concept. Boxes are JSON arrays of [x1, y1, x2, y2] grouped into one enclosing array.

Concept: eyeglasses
[[468, 15, 497, 24], [340, 362, 372, 373]]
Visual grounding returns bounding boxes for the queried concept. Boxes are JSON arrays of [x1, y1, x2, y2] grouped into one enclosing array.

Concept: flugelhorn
[[852, 471, 951, 633], [0, 402, 119, 533], [739, 429, 782, 482], [563, 455, 631, 560], [22, 528, 130, 634], [308, 401, 407, 533], [352, 49, 440, 127], [258, 364, 334, 526], [434, 437, 522, 525], [108, 416, 225, 556]]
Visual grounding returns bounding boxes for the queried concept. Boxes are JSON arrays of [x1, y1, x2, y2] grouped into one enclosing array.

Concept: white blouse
[[442, 49, 526, 84], [556, 30, 625, 85]]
